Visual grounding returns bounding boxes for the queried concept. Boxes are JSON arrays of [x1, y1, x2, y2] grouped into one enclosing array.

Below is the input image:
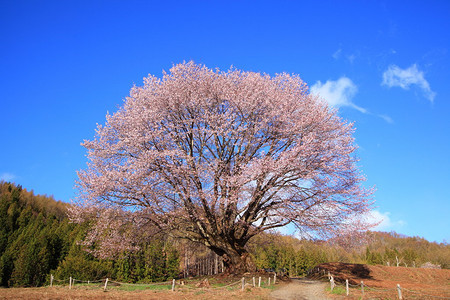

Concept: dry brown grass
[[314, 262, 450, 299]]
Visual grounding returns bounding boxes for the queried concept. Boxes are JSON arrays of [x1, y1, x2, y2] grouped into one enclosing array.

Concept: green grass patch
[[262, 284, 277, 290], [115, 284, 171, 291], [326, 285, 346, 295]]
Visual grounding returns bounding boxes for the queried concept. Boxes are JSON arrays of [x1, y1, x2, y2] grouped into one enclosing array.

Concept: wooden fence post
[[361, 281, 364, 297], [50, 274, 53, 287], [69, 277, 72, 289], [330, 276, 335, 292], [252, 277, 255, 287], [274, 273, 277, 284], [346, 279, 349, 296], [172, 279, 175, 291], [258, 276, 261, 288], [241, 277, 245, 291], [104, 278, 108, 291], [268, 277, 271, 286], [397, 284, 402, 300]]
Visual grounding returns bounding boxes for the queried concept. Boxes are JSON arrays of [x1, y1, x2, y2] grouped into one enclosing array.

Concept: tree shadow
[[308, 262, 377, 285]]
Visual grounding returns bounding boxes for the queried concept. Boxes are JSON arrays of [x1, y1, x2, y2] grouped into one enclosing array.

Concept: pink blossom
[[71, 62, 374, 271]]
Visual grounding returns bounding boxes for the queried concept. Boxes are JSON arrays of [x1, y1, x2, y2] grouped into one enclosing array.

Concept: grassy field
[[1, 264, 449, 299], [0, 276, 277, 299]]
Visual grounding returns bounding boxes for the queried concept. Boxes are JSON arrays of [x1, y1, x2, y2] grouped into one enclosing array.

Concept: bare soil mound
[[309, 262, 450, 299]]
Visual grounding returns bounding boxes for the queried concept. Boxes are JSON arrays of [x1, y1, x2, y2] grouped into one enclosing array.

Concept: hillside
[[311, 262, 450, 299], [0, 182, 180, 287], [0, 182, 76, 286]]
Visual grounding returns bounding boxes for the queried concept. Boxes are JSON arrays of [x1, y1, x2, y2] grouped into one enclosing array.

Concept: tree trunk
[[208, 245, 255, 274]]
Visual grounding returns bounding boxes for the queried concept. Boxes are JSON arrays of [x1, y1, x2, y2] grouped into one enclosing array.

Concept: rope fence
[[47, 273, 279, 292], [325, 271, 450, 299], [50, 270, 450, 298], [306, 267, 449, 299]]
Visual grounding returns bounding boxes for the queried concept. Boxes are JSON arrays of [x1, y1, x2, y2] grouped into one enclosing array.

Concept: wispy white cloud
[[382, 64, 436, 102], [332, 48, 342, 60], [311, 77, 393, 123], [347, 54, 356, 64], [378, 114, 394, 124], [367, 210, 406, 231], [0, 172, 17, 182], [311, 76, 367, 113], [331, 47, 358, 64]]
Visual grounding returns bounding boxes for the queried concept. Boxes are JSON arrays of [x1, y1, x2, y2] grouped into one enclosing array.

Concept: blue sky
[[1, 1, 449, 243]]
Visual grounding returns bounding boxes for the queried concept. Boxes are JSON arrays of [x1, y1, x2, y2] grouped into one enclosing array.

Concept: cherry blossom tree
[[72, 62, 373, 273]]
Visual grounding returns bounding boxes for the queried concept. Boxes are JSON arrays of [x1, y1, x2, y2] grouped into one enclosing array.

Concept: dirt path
[[270, 278, 330, 300]]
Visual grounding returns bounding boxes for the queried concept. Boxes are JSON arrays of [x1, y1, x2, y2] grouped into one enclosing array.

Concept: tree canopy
[[72, 62, 373, 273]]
